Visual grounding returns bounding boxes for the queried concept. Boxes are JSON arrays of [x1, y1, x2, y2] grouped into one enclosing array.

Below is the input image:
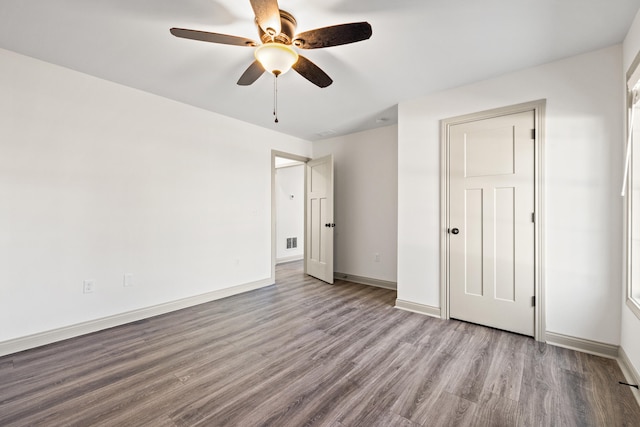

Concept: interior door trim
[[439, 99, 546, 342]]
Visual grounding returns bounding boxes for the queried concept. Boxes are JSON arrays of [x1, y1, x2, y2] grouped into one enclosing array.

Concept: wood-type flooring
[[1, 261, 639, 426]]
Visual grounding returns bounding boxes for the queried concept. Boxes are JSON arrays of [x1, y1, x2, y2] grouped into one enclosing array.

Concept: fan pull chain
[[273, 74, 279, 123]]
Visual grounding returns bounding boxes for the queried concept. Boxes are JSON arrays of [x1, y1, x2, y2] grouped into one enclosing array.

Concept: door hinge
[[531, 129, 536, 139], [531, 212, 535, 223], [531, 296, 536, 307]]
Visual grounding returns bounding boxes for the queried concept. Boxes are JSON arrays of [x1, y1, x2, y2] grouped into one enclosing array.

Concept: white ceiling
[[1, 0, 639, 141]]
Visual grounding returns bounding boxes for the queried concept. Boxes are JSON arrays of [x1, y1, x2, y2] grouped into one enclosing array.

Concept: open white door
[[305, 155, 334, 284]]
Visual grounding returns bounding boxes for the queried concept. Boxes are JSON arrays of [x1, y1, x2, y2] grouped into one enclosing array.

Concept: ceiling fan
[[170, 0, 372, 88]]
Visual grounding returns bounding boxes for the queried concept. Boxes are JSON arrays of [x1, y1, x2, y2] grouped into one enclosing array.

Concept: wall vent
[[286, 237, 298, 249]]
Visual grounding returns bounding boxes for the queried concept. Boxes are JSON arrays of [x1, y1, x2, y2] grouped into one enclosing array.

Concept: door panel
[[310, 199, 320, 261], [305, 155, 334, 284], [495, 187, 515, 302], [464, 188, 483, 297], [465, 126, 515, 177], [449, 110, 535, 336]]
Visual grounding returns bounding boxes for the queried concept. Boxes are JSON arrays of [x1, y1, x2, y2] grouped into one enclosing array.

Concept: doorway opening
[[271, 151, 309, 280], [271, 151, 335, 284], [275, 156, 305, 266]]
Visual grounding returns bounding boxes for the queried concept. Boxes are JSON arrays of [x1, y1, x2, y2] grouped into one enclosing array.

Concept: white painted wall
[[313, 126, 398, 283], [398, 45, 623, 344], [0, 48, 311, 344], [275, 164, 304, 262], [622, 9, 640, 379]]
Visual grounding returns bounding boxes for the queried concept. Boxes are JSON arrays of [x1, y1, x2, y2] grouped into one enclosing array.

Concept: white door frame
[[439, 100, 546, 342], [271, 150, 311, 282]]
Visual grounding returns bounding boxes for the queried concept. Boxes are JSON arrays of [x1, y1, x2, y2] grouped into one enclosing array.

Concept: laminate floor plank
[[389, 347, 456, 423], [482, 332, 526, 401], [365, 411, 422, 427], [417, 391, 479, 426], [211, 357, 358, 427], [558, 367, 600, 427], [395, 314, 441, 347], [2, 333, 223, 426], [328, 343, 425, 426], [473, 390, 520, 427], [281, 343, 415, 426], [56, 339, 258, 426], [1, 260, 639, 426], [444, 325, 498, 404], [577, 353, 640, 426], [169, 332, 339, 425]]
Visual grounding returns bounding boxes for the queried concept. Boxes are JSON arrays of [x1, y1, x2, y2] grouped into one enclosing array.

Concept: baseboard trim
[[545, 331, 619, 359], [334, 272, 397, 290], [618, 347, 640, 406], [276, 255, 303, 264], [395, 299, 441, 318], [0, 278, 274, 357]]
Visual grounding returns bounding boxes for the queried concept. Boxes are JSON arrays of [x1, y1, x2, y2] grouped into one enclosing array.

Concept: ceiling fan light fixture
[[255, 43, 299, 76]]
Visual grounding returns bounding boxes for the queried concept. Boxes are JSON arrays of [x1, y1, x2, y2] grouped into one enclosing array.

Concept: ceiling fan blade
[[250, 0, 281, 35], [292, 55, 333, 88], [237, 60, 266, 86], [293, 22, 372, 49], [170, 28, 257, 47]]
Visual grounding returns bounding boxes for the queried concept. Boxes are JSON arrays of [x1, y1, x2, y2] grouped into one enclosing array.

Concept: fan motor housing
[[258, 10, 297, 45]]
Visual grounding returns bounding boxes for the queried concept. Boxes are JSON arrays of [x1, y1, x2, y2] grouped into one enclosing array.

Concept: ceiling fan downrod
[[273, 74, 279, 123]]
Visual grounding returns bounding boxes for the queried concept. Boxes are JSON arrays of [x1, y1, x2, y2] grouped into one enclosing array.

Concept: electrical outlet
[[374, 253, 380, 263], [83, 280, 95, 294], [124, 273, 134, 287]]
